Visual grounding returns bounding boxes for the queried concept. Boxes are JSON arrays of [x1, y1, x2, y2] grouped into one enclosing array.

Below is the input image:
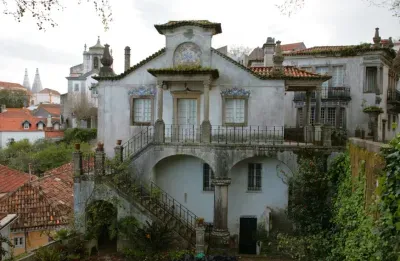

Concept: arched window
[[93, 57, 99, 69]]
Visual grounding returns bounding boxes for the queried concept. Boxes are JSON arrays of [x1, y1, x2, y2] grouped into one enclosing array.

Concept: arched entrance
[[152, 155, 215, 223], [85, 200, 118, 254]]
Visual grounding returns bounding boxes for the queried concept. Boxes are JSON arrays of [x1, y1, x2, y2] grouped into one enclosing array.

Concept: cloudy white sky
[[0, 0, 399, 94]]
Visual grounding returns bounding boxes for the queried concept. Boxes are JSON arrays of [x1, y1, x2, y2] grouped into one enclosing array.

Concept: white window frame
[[332, 66, 345, 87], [38, 122, 44, 130], [131, 97, 153, 126], [248, 163, 262, 191], [23, 122, 30, 130], [223, 98, 248, 126], [13, 236, 24, 248]]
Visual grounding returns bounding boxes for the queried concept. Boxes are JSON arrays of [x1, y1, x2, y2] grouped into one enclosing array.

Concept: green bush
[[34, 246, 60, 261], [63, 128, 97, 144]]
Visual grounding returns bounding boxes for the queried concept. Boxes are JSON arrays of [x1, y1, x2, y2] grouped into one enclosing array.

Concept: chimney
[[124, 46, 131, 72], [373, 28, 381, 48], [273, 41, 284, 73], [262, 37, 276, 67], [46, 114, 53, 129]]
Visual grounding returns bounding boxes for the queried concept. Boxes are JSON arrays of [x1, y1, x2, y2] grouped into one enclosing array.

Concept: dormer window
[[38, 123, 44, 130], [22, 121, 31, 130], [53, 122, 60, 130]]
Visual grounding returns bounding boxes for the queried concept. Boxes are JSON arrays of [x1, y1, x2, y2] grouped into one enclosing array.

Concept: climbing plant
[[85, 200, 118, 241]]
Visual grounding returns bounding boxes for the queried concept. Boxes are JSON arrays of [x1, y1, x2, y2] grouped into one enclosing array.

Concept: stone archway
[[85, 200, 118, 254]]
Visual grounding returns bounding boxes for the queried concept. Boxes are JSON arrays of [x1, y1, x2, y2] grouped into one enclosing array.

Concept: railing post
[[73, 143, 83, 178], [95, 142, 105, 176], [195, 225, 206, 255], [114, 140, 123, 163]]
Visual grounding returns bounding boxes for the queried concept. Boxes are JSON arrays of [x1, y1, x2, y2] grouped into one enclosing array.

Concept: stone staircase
[[108, 180, 197, 245]]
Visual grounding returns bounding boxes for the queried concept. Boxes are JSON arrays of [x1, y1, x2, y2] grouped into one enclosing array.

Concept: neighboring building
[[0, 213, 18, 260], [0, 164, 37, 198], [246, 28, 399, 142], [81, 20, 339, 251], [0, 81, 31, 108], [0, 108, 63, 148], [0, 163, 73, 256], [31, 88, 61, 105], [62, 37, 102, 129]]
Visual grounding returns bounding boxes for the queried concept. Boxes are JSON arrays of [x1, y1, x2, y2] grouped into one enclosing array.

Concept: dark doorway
[[239, 216, 257, 254]]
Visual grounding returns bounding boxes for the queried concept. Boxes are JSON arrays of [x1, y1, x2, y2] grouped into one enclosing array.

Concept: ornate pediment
[[128, 86, 155, 96], [220, 87, 251, 97]]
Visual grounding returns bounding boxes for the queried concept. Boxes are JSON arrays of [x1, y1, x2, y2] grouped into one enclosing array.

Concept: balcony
[[293, 87, 351, 101]]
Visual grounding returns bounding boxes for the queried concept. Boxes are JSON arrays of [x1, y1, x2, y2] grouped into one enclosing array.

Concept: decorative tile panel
[[128, 86, 155, 96], [174, 42, 202, 67], [220, 88, 251, 97]]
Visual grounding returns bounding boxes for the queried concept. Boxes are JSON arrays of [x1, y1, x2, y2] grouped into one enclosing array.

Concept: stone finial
[[96, 142, 104, 152], [373, 28, 381, 48], [262, 37, 276, 67], [393, 49, 400, 74], [99, 44, 116, 77], [97, 36, 101, 45], [389, 37, 394, 48], [124, 46, 131, 72], [273, 41, 284, 72], [84, 44, 87, 52]]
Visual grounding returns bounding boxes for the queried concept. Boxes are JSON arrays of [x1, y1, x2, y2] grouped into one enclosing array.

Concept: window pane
[[298, 108, 303, 127], [340, 108, 345, 128], [365, 67, 377, 92], [248, 164, 255, 190], [332, 66, 344, 87], [255, 164, 262, 190], [134, 99, 143, 122], [143, 99, 152, 122], [321, 108, 325, 124], [225, 99, 235, 123], [235, 99, 245, 123], [328, 108, 336, 126]]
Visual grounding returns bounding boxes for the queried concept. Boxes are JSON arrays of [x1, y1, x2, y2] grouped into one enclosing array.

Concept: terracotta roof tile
[[0, 163, 73, 230], [0, 165, 37, 195], [0, 109, 46, 132], [0, 81, 25, 89], [38, 104, 61, 116], [281, 42, 306, 52], [251, 66, 331, 80]]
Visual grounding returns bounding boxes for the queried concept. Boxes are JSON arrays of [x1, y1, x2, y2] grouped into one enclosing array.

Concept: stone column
[[114, 139, 123, 163], [212, 178, 231, 247], [322, 125, 333, 147], [73, 144, 83, 232], [94, 142, 105, 176], [201, 78, 212, 143], [154, 81, 165, 143], [195, 226, 206, 255], [304, 91, 312, 142], [73, 143, 83, 179]]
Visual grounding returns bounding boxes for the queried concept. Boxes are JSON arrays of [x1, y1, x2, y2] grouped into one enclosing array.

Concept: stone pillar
[[114, 140, 123, 163], [304, 91, 312, 142], [212, 178, 231, 247], [201, 78, 212, 143], [322, 125, 333, 147], [94, 142, 105, 176], [73, 144, 83, 231], [315, 87, 321, 124], [195, 226, 206, 255], [154, 82, 165, 143]]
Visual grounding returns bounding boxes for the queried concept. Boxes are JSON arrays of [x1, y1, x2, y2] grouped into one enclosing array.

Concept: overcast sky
[[0, 0, 399, 94]]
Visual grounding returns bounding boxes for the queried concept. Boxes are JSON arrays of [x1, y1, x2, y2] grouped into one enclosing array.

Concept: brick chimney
[[273, 41, 284, 73], [263, 37, 276, 67], [124, 46, 131, 72], [46, 114, 53, 129]]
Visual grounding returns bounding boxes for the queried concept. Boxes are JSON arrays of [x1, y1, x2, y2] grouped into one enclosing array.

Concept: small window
[[203, 164, 215, 191], [332, 66, 344, 87], [54, 123, 60, 130], [38, 123, 44, 130], [74, 84, 79, 92], [225, 99, 245, 124], [13, 237, 24, 248], [248, 163, 262, 191], [327, 108, 336, 126], [23, 122, 30, 129], [365, 67, 377, 93], [132, 98, 152, 124], [321, 108, 326, 124]]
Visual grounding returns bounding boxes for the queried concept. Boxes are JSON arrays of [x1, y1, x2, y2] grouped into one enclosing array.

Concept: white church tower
[[22, 68, 31, 91], [32, 68, 43, 93]]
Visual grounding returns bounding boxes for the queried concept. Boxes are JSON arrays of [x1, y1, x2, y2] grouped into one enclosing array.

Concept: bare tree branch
[[1, 0, 112, 31], [68, 92, 97, 122], [228, 45, 252, 60]]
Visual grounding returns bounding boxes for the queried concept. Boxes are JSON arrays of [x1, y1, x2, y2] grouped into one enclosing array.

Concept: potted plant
[[196, 217, 204, 226]]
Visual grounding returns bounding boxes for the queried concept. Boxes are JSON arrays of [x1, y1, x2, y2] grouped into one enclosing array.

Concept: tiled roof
[[284, 44, 397, 58], [38, 104, 61, 116], [39, 88, 61, 96], [147, 66, 219, 79], [93, 48, 166, 81], [0, 164, 37, 195], [281, 42, 306, 52], [251, 66, 332, 80], [155, 20, 222, 35], [212, 48, 330, 80], [0, 81, 25, 89], [0, 163, 73, 230], [0, 108, 46, 132], [248, 42, 306, 61]]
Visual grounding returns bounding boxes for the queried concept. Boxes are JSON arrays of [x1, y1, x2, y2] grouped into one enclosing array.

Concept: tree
[[277, 0, 400, 18], [228, 45, 252, 60], [0, 233, 12, 259], [1, 0, 112, 30], [67, 92, 97, 126], [0, 89, 29, 108]]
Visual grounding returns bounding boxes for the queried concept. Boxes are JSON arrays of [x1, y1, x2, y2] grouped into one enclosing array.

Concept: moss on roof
[[148, 65, 219, 79], [284, 44, 397, 58], [93, 48, 166, 81], [154, 20, 222, 35]]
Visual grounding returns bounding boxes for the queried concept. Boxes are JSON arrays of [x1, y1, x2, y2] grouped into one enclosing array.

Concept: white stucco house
[[0, 214, 18, 260], [246, 28, 400, 142], [79, 20, 345, 253]]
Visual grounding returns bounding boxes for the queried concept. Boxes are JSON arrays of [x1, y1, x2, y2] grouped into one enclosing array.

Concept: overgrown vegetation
[[0, 90, 29, 108], [0, 138, 91, 175], [276, 134, 400, 260], [63, 128, 97, 144]]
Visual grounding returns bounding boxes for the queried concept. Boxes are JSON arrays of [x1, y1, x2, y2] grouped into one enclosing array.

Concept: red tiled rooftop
[[0, 81, 25, 89], [38, 104, 61, 116], [251, 66, 331, 80], [0, 164, 37, 195], [281, 42, 306, 52], [0, 108, 47, 132]]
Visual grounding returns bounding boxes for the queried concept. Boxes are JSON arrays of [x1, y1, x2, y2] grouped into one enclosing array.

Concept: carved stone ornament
[[173, 42, 202, 66], [128, 86, 155, 96], [212, 178, 231, 186], [220, 87, 250, 97]]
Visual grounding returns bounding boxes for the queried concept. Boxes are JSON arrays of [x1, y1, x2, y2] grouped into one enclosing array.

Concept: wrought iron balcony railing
[[387, 89, 400, 103], [293, 87, 351, 101]]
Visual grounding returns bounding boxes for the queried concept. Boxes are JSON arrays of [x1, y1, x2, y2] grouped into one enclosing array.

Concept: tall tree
[[228, 45, 252, 60], [1, 0, 112, 30], [0, 89, 29, 108], [277, 0, 400, 18]]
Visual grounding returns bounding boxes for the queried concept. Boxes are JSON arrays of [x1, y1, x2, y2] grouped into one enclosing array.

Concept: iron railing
[[387, 89, 400, 103], [121, 126, 154, 161], [165, 124, 201, 143], [293, 87, 351, 101]]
